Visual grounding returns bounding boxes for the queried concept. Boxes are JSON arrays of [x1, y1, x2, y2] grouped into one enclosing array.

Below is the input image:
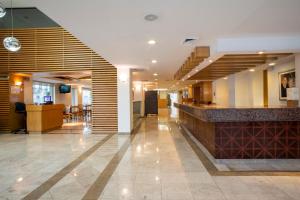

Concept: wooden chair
[[63, 105, 71, 122], [70, 106, 79, 120]]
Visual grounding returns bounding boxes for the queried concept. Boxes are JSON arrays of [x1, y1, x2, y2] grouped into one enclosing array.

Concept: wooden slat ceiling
[[189, 53, 293, 80], [174, 46, 210, 80]]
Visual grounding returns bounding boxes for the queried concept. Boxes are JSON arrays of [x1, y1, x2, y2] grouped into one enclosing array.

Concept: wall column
[[295, 54, 300, 90], [117, 67, 133, 133], [228, 74, 236, 107]]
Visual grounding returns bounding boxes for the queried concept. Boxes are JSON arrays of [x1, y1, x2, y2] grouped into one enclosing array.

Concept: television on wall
[[59, 84, 71, 93]]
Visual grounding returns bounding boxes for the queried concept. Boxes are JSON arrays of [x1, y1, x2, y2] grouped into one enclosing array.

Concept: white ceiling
[[3, 0, 300, 87]]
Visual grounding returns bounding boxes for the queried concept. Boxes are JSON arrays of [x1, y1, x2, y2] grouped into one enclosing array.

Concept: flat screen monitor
[[44, 96, 52, 102], [59, 84, 71, 93]]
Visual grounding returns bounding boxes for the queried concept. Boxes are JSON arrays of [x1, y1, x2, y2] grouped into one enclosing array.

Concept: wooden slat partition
[[0, 78, 10, 133], [0, 27, 117, 133]]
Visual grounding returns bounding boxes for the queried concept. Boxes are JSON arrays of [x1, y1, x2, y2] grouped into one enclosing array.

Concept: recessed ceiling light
[[258, 51, 264, 55], [144, 14, 158, 21], [269, 62, 276, 66], [223, 77, 228, 80], [152, 60, 157, 64], [148, 40, 156, 45], [209, 59, 213, 63], [249, 69, 255, 72], [153, 73, 158, 76]]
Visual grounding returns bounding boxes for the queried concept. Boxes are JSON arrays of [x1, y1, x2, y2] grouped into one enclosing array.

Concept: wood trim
[[0, 27, 117, 133], [190, 53, 293, 81], [174, 46, 210, 80], [263, 69, 268, 107]]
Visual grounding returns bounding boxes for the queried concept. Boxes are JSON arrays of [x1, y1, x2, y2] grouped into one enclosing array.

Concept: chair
[[63, 105, 71, 122]]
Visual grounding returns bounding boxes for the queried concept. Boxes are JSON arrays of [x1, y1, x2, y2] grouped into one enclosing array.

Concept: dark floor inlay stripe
[[22, 134, 115, 200], [176, 122, 300, 176], [82, 121, 142, 200]]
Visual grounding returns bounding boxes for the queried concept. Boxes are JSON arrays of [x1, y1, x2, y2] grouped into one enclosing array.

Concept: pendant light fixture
[[0, 2, 6, 18], [3, 0, 21, 52]]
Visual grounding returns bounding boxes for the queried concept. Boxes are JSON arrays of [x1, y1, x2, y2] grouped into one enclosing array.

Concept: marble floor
[[0, 108, 300, 200]]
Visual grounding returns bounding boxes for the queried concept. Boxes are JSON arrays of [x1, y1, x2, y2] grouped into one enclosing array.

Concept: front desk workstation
[[26, 104, 64, 134], [175, 103, 300, 159]]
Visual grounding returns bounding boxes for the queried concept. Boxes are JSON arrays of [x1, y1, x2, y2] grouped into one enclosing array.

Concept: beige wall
[[212, 79, 229, 106], [213, 58, 296, 107], [212, 67, 264, 107], [24, 77, 33, 104], [54, 84, 83, 106]]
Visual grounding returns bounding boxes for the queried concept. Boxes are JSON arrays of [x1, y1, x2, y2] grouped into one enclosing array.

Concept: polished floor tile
[[0, 108, 299, 200]]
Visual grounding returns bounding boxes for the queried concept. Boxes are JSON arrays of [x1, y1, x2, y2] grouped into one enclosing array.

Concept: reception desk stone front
[[175, 103, 300, 159]]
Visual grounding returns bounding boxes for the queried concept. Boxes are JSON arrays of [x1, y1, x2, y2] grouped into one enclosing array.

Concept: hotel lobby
[[1, 0, 300, 200]]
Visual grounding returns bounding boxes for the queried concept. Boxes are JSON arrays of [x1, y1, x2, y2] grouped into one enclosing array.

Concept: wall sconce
[[119, 73, 128, 83], [15, 81, 22, 86]]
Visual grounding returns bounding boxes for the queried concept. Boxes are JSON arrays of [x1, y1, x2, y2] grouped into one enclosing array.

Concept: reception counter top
[[174, 103, 300, 122], [26, 104, 64, 133], [175, 103, 300, 159]]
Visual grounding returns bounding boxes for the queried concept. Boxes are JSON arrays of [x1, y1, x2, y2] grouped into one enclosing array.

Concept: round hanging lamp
[[0, 3, 6, 18], [3, 36, 21, 52], [3, 0, 21, 52]]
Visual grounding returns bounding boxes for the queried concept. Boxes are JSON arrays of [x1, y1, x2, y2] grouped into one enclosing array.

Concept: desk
[[26, 104, 64, 133], [175, 103, 300, 159]]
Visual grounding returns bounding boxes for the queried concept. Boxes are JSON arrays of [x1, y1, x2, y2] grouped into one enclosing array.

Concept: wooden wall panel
[[0, 78, 10, 133], [0, 27, 117, 133]]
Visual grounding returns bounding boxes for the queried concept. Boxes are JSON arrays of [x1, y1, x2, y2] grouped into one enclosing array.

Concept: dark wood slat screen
[[0, 27, 117, 133]]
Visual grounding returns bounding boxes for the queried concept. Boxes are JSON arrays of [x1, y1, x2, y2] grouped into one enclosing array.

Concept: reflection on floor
[[0, 108, 300, 200], [48, 120, 91, 134]]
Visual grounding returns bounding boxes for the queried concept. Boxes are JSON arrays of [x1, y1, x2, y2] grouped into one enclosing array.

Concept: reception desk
[[26, 104, 64, 133], [175, 103, 300, 159]]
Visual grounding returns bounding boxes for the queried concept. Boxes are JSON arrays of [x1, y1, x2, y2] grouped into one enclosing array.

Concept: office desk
[[26, 104, 64, 133]]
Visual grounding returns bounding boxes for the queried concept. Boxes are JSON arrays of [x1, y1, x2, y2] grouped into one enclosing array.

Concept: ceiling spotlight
[[269, 62, 276, 66], [153, 73, 158, 76], [148, 40, 156, 45], [144, 14, 158, 21], [0, 3, 6, 18], [258, 51, 264, 55], [249, 69, 255, 72], [223, 77, 228, 80], [152, 60, 157, 64], [209, 59, 213, 63]]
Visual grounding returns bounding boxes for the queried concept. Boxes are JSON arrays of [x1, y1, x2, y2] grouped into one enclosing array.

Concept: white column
[[228, 74, 236, 107], [117, 67, 133, 133], [295, 54, 300, 90], [133, 81, 144, 116]]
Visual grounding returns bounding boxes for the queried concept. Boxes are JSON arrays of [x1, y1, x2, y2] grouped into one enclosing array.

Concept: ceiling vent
[[183, 38, 198, 45]]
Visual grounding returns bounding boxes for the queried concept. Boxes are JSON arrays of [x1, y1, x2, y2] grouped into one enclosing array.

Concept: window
[[71, 88, 78, 106], [82, 88, 92, 105], [33, 82, 54, 104]]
